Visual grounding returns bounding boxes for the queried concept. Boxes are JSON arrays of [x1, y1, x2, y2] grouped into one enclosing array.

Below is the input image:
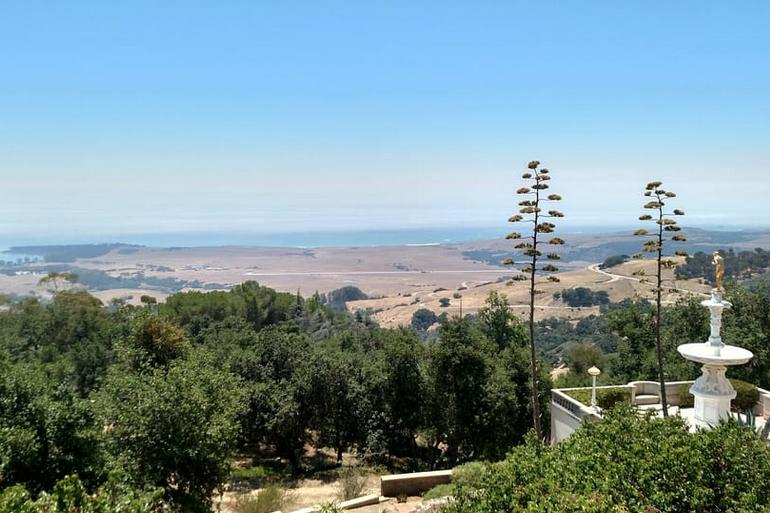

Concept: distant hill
[[3, 243, 142, 262], [456, 228, 770, 266]]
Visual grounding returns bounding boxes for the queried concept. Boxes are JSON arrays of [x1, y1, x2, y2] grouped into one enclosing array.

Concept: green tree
[[599, 254, 629, 269], [230, 327, 314, 471], [556, 287, 610, 307], [37, 272, 79, 294], [424, 317, 494, 465], [97, 350, 245, 512], [0, 362, 101, 494], [480, 345, 551, 460], [411, 308, 438, 333], [361, 328, 424, 458], [321, 286, 368, 312], [476, 291, 526, 351], [723, 285, 770, 388], [308, 347, 364, 462], [661, 295, 707, 381], [565, 343, 605, 376], [122, 312, 191, 370], [606, 299, 656, 382]]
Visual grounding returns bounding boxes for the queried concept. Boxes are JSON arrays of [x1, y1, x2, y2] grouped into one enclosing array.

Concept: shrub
[[731, 379, 760, 412], [438, 298, 450, 307], [678, 383, 695, 408], [451, 461, 488, 490], [555, 287, 610, 307], [423, 483, 455, 500], [678, 380, 758, 412], [0, 475, 164, 513], [337, 466, 368, 501], [424, 462, 489, 501], [599, 254, 629, 269], [446, 406, 770, 513], [318, 503, 344, 513], [565, 387, 631, 409], [235, 485, 295, 513]]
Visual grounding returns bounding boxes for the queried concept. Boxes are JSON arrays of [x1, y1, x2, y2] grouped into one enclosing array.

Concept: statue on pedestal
[[678, 250, 753, 428], [712, 251, 725, 291]]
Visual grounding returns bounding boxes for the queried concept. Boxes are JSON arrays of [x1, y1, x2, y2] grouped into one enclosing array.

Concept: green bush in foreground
[[447, 406, 770, 513], [423, 483, 455, 501], [424, 461, 490, 500], [0, 475, 164, 513]]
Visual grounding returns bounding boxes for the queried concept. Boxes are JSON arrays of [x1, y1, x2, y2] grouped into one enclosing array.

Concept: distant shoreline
[[0, 224, 764, 253], [0, 225, 657, 251]]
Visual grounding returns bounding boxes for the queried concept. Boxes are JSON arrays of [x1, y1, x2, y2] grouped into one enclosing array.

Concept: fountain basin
[[677, 343, 753, 366]]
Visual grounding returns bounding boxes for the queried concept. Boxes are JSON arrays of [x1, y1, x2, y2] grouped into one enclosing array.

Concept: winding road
[[586, 263, 708, 297]]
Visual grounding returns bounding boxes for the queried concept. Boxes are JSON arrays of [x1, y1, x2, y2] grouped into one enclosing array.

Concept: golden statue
[[712, 251, 725, 291]]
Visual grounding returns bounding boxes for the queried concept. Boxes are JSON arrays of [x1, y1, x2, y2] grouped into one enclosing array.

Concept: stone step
[[635, 394, 660, 405], [338, 494, 383, 510], [381, 470, 453, 497]]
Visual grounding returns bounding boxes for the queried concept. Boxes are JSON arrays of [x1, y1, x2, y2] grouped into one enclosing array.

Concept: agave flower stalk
[[504, 160, 565, 439], [633, 181, 688, 416]]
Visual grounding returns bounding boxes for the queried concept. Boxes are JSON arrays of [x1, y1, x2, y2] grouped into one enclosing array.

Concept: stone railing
[[551, 381, 770, 444], [756, 386, 770, 418], [550, 388, 603, 444]]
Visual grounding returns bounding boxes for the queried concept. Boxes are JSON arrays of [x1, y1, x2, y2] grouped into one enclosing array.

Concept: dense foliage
[[554, 287, 610, 307], [3, 272, 770, 512], [448, 407, 770, 513], [0, 475, 164, 513], [677, 248, 770, 284], [319, 286, 369, 312], [551, 285, 770, 391], [564, 386, 631, 410], [598, 254, 629, 269], [0, 283, 548, 511]]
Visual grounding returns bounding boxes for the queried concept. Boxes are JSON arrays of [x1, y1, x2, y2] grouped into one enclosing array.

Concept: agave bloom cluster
[[634, 180, 688, 273], [504, 161, 565, 285]]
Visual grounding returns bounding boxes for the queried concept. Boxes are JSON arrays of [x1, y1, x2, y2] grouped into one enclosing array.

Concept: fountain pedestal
[[677, 291, 753, 428]]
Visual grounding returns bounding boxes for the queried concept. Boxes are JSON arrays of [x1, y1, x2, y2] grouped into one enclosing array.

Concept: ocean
[[0, 224, 635, 250]]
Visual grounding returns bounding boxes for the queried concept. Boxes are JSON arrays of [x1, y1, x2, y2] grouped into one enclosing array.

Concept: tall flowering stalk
[[633, 180, 687, 416], [503, 160, 564, 439]]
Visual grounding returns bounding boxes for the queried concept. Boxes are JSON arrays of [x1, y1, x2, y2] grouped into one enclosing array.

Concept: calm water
[[0, 224, 636, 250]]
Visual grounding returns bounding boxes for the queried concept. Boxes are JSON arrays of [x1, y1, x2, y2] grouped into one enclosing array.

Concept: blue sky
[[1, 1, 769, 243]]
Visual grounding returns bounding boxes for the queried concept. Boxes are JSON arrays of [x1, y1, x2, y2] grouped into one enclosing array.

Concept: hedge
[[564, 386, 631, 410], [678, 379, 759, 411]]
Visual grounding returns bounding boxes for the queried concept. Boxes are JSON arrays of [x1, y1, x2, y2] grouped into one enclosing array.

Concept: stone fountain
[[677, 251, 753, 428]]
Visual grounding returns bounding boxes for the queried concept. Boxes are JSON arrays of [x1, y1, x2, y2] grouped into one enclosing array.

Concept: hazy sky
[[1, 1, 769, 243]]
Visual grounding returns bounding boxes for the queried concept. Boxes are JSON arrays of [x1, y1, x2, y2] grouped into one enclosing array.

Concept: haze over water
[[2, 2, 769, 242]]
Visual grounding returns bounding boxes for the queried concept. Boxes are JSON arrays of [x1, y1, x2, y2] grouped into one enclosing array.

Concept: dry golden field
[[347, 257, 711, 327]]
